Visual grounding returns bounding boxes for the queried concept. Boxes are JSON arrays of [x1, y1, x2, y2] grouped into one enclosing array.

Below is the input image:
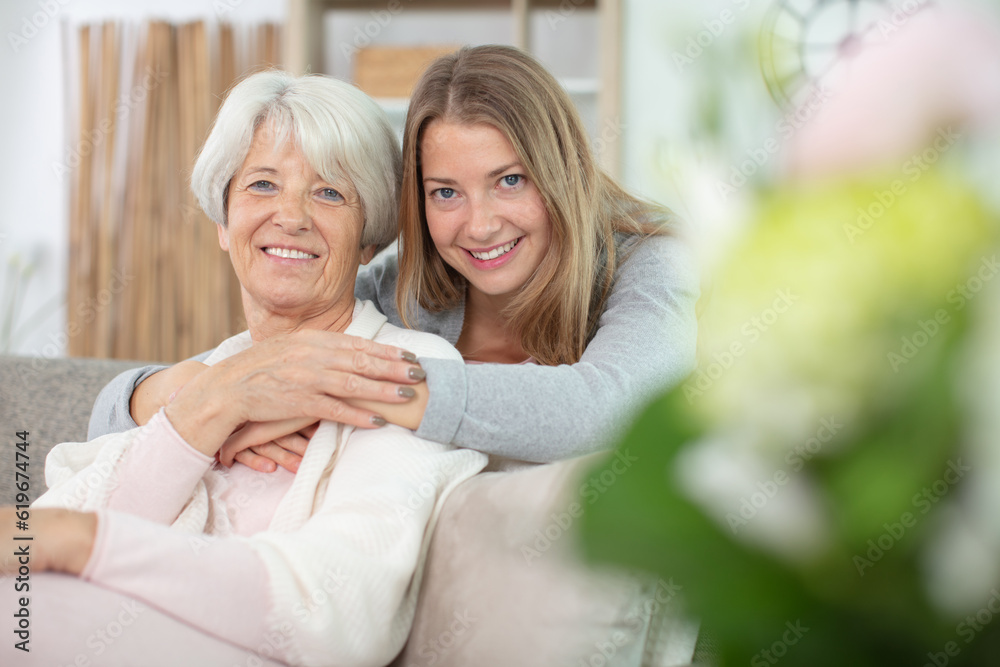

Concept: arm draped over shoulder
[[90, 235, 699, 461]]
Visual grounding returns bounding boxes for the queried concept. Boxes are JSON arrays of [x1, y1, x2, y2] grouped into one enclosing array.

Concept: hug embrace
[[1, 45, 697, 666]]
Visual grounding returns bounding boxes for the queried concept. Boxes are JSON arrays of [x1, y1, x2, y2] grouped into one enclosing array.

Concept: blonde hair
[[398, 45, 671, 365], [192, 70, 401, 250]]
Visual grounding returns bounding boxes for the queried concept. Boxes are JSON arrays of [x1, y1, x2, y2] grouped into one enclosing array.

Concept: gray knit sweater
[[88, 233, 699, 462]]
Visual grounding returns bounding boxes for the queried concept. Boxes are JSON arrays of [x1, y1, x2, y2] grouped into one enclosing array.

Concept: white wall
[[0, 1, 67, 358], [620, 0, 774, 265]]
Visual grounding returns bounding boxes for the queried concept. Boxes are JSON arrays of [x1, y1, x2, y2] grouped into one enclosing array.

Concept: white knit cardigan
[[35, 300, 488, 666]]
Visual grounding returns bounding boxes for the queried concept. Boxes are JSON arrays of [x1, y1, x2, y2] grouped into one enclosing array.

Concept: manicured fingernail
[[408, 367, 426, 381], [401, 351, 418, 363], [397, 386, 416, 398], [371, 415, 387, 427]]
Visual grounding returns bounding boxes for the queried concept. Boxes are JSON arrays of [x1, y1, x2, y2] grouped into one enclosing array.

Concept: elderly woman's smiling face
[[218, 123, 375, 329]]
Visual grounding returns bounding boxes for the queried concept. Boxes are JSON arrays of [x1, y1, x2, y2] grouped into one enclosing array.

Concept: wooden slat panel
[[68, 20, 278, 361], [67, 24, 92, 357], [132, 22, 159, 360], [94, 22, 118, 358]]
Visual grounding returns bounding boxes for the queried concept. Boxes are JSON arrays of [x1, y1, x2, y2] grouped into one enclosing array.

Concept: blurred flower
[[579, 3, 1000, 664]]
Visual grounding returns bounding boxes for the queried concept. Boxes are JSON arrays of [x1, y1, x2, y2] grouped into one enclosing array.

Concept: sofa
[[0, 354, 698, 667]]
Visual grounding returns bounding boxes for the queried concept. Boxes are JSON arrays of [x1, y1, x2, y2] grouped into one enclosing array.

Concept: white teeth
[[264, 247, 318, 259], [470, 238, 519, 261]]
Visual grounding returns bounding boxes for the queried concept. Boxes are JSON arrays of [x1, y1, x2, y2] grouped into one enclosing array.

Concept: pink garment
[[0, 571, 286, 667], [67, 411, 289, 661], [106, 410, 296, 534], [6, 409, 287, 664]]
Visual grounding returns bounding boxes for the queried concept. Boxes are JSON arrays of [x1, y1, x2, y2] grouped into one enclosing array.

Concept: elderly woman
[[0, 70, 486, 667]]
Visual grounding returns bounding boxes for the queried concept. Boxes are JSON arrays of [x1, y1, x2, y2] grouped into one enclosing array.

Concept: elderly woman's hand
[[218, 418, 320, 473], [134, 359, 318, 474], [162, 330, 424, 459], [135, 330, 422, 425], [131, 359, 209, 425], [0, 507, 97, 577]]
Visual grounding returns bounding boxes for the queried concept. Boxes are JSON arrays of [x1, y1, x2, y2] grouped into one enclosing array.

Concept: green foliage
[[579, 171, 1000, 665]]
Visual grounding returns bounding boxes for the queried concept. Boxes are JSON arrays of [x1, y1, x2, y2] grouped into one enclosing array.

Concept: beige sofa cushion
[[390, 456, 681, 667]]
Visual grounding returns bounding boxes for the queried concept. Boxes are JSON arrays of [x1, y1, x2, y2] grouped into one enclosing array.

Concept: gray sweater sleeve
[[414, 233, 700, 461], [86, 350, 214, 440], [87, 365, 166, 439]]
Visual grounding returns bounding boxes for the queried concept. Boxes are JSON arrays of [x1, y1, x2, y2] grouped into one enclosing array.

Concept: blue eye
[[501, 175, 523, 188], [320, 188, 344, 201], [435, 188, 456, 199], [250, 180, 275, 191]]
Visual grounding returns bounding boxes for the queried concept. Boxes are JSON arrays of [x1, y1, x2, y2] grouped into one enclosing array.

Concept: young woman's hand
[[217, 418, 320, 473], [132, 330, 424, 428], [345, 384, 430, 431], [0, 507, 97, 576]]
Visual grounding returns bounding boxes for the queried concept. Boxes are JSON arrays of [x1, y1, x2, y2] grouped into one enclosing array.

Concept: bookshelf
[[283, 0, 622, 175]]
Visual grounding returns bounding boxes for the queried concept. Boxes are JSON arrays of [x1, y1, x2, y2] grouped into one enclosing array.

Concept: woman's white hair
[[191, 69, 401, 249]]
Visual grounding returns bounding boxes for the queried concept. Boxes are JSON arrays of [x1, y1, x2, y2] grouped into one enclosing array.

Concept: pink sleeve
[[106, 409, 214, 524], [82, 510, 272, 652]]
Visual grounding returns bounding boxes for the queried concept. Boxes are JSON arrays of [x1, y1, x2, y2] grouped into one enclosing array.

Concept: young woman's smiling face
[[420, 121, 551, 307]]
